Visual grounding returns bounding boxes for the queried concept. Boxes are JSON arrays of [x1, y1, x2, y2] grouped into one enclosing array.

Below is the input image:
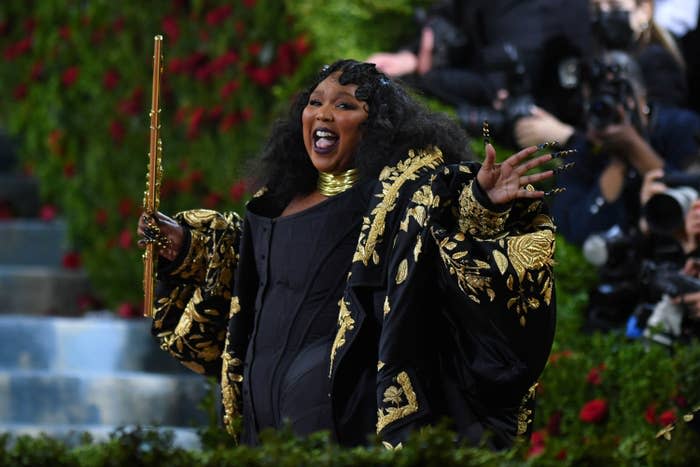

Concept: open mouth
[[313, 128, 338, 154]]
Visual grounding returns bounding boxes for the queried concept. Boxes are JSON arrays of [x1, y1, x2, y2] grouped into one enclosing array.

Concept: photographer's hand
[[514, 106, 575, 148], [673, 258, 700, 320], [367, 51, 418, 77], [595, 106, 662, 174], [639, 168, 667, 206]]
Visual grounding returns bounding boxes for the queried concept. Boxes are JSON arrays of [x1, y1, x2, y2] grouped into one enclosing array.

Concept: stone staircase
[[0, 167, 211, 448], [0, 315, 209, 448]]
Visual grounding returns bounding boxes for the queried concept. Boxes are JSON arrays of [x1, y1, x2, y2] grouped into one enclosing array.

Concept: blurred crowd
[[367, 0, 700, 346]]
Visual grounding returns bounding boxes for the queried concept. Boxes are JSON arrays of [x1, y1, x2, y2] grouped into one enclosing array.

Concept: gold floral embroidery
[[221, 350, 243, 439], [353, 147, 443, 266], [395, 259, 408, 285], [229, 296, 241, 317], [517, 383, 538, 436], [383, 297, 391, 318], [435, 233, 495, 303], [507, 230, 555, 282], [493, 249, 509, 275], [377, 360, 386, 371], [505, 229, 556, 325], [458, 180, 510, 238], [376, 371, 419, 433], [329, 298, 355, 376]]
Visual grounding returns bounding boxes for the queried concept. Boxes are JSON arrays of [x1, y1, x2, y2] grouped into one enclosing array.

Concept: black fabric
[[240, 184, 368, 443]]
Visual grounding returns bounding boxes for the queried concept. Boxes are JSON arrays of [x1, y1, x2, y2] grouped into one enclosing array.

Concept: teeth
[[315, 129, 336, 138]]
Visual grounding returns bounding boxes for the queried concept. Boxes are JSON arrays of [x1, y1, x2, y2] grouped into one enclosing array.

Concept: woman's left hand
[[477, 143, 555, 206]]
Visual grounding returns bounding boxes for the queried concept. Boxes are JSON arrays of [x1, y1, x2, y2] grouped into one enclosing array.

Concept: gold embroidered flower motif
[[376, 371, 419, 433], [353, 147, 443, 266]]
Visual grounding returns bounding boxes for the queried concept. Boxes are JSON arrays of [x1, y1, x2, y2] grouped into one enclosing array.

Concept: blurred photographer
[[634, 168, 700, 344], [366, 0, 591, 143], [537, 50, 700, 246]]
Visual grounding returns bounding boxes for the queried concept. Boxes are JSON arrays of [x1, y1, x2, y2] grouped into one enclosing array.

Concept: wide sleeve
[[375, 161, 556, 446], [150, 209, 242, 378]]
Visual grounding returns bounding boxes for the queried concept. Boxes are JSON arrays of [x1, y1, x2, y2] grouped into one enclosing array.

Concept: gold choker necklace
[[317, 168, 359, 196]]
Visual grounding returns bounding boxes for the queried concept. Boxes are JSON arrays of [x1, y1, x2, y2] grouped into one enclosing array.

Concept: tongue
[[316, 137, 337, 149]]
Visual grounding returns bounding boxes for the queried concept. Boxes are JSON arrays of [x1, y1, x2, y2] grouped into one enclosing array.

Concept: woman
[[138, 59, 558, 448]]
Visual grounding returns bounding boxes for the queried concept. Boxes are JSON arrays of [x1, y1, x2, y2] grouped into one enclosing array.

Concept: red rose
[[219, 113, 240, 132], [63, 161, 76, 178], [230, 180, 247, 202], [579, 399, 608, 424], [117, 302, 141, 318], [674, 395, 688, 408], [112, 17, 125, 33], [243, 0, 256, 7], [241, 107, 253, 121], [547, 410, 562, 436], [62, 251, 82, 269], [62, 66, 80, 87], [30, 60, 44, 80], [247, 42, 262, 56], [59, 26, 71, 40], [161, 16, 180, 43], [203, 192, 222, 209], [187, 107, 206, 139], [118, 87, 144, 116], [103, 69, 120, 90], [118, 197, 134, 218], [644, 403, 657, 424], [658, 409, 677, 426], [205, 5, 232, 26], [39, 204, 58, 221], [95, 208, 108, 226], [13, 84, 27, 101], [118, 229, 132, 249], [247, 65, 276, 86], [293, 35, 310, 55], [586, 366, 603, 385], [220, 80, 240, 99], [109, 119, 126, 143], [526, 429, 546, 458], [555, 449, 567, 460]]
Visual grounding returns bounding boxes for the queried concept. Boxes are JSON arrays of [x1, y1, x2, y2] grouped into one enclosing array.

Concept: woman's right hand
[[137, 212, 184, 261]]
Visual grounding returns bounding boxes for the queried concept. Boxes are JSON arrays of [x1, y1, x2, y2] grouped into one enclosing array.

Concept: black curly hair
[[249, 59, 471, 203]]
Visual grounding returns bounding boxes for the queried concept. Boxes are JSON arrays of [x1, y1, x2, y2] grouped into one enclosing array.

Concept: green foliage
[[0, 0, 317, 307]]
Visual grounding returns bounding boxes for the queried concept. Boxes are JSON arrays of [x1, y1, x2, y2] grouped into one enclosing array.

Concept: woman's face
[[302, 72, 369, 175]]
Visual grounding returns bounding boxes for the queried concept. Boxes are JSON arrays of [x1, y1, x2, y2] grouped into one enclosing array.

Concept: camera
[[456, 43, 535, 144], [643, 172, 700, 235], [558, 51, 642, 131], [583, 58, 638, 130], [640, 260, 700, 299], [582, 225, 643, 330]]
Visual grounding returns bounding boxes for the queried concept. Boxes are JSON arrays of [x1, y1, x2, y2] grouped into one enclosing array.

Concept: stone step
[[0, 423, 201, 450], [0, 174, 40, 218], [0, 369, 210, 427], [0, 266, 91, 315], [0, 315, 190, 374], [0, 219, 68, 267]]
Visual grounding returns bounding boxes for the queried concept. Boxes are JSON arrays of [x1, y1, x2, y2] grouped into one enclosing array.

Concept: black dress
[[242, 184, 367, 440]]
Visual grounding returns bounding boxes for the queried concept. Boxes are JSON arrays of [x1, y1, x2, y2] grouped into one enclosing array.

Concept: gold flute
[[142, 35, 164, 318]]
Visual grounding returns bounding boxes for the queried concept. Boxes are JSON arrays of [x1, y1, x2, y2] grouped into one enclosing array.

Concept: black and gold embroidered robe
[[150, 147, 556, 448]]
